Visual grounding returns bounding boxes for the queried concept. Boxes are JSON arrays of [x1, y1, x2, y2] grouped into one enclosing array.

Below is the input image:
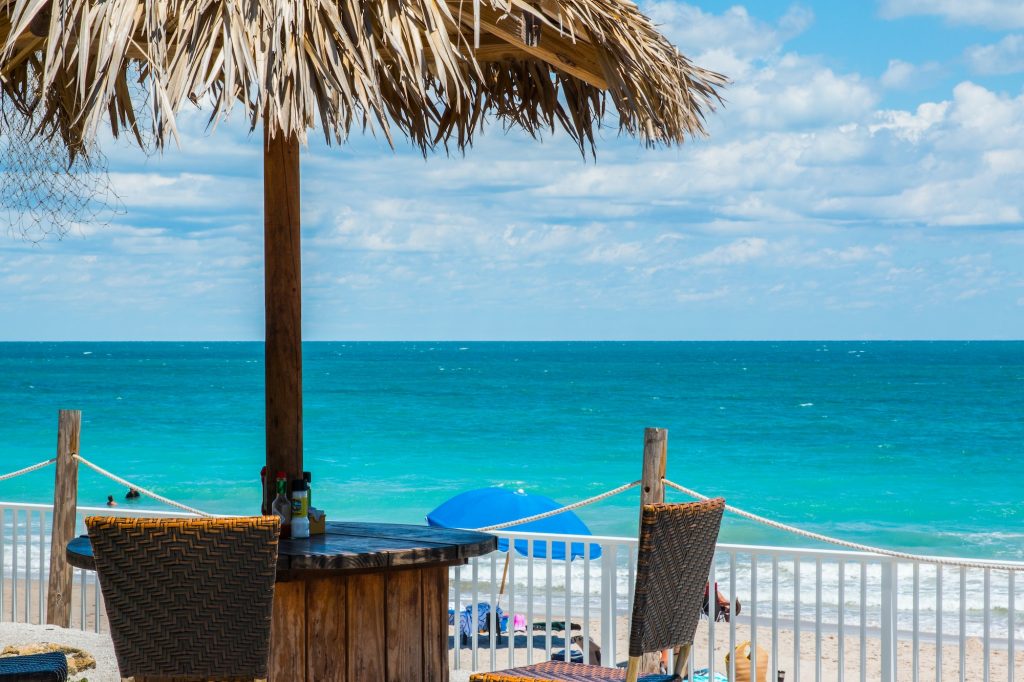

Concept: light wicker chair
[[471, 498, 725, 682], [85, 515, 280, 682]]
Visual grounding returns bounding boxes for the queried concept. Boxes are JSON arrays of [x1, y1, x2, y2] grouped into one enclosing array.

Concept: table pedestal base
[[269, 565, 450, 682]]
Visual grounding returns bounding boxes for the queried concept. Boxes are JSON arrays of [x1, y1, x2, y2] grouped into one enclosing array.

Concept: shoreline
[[0, 614, 1020, 681]]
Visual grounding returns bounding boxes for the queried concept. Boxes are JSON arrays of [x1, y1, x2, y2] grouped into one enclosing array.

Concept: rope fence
[[474, 480, 641, 531], [74, 454, 215, 518], [664, 478, 1024, 572], [0, 457, 56, 482], [4, 452, 1020, 571]]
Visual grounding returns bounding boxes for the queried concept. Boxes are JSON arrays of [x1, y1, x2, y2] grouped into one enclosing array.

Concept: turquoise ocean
[[0, 341, 1021, 561]]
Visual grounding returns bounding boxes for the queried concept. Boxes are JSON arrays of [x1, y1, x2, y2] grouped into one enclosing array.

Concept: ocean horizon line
[[1, 338, 1022, 344]]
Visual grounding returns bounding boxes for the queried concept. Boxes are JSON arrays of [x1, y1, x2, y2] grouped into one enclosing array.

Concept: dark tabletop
[[66, 521, 496, 574]]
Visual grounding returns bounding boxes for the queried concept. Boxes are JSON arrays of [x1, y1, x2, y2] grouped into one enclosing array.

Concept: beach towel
[[457, 602, 506, 641]]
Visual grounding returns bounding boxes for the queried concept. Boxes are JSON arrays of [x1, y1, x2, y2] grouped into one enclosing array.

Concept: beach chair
[[470, 498, 724, 682], [0, 652, 68, 681], [86, 515, 280, 682]]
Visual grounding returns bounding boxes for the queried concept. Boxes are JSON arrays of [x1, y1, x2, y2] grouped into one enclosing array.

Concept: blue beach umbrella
[[427, 487, 601, 561]]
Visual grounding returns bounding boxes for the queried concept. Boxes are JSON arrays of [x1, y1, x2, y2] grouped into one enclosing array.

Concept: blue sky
[[3, 0, 1024, 340]]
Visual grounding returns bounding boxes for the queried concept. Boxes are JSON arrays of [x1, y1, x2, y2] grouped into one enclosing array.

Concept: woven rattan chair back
[[86, 515, 280, 682], [627, 498, 725, 658]]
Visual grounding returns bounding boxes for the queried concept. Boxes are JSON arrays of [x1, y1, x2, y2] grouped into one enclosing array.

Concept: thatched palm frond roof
[[0, 0, 725, 155]]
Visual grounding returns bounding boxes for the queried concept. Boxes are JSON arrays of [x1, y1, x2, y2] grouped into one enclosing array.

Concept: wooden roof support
[[452, 3, 609, 89]]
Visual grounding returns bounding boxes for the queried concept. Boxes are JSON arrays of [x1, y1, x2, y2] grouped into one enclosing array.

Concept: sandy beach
[[451, 616, 1024, 682], [1, 616, 1020, 681]]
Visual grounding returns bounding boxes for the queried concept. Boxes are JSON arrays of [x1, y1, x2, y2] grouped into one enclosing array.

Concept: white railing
[[0, 500, 195, 634], [3, 500, 1021, 681], [449, 531, 1024, 682]]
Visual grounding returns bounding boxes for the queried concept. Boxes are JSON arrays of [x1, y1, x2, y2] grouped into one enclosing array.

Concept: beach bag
[[725, 642, 768, 682]]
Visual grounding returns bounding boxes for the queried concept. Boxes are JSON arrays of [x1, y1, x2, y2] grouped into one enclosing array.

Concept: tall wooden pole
[[639, 427, 668, 676], [47, 409, 80, 627], [264, 128, 303, 512]]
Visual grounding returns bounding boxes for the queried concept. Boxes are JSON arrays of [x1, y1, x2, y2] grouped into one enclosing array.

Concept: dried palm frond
[[0, 0, 725, 157]]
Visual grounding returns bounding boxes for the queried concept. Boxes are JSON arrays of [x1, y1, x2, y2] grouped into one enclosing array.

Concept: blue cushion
[[0, 651, 69, 681]]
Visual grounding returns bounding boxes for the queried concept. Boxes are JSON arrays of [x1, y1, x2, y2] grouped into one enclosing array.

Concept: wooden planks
[[347, 573, 387, 681], [278, 521, 496, 571], [268, 567, 452, 681], [422, 565, 450, 682], [386, 569, 424, 681], [270, 580, 306, 680], [307, 577, 346, 682]]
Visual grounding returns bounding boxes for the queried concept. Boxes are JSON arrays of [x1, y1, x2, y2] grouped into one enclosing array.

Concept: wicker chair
[[471, 498, 725, 682], [85, 515, 280, 682]]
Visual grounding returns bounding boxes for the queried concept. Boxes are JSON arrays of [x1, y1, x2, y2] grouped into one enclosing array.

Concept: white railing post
[[880, 558, 898, 682], [600, 546, 615, 667]]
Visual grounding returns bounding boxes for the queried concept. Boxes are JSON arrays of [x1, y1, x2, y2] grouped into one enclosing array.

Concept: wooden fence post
[[638, 427, 668, 675], [639, 427, 667, 510], [47, 409, 80, 627]]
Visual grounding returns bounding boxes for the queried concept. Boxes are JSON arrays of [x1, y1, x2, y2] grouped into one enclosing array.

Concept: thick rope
[[74, 454, 214, 518], [476, 480, 641, 531], [664, 479, 1023, 572], [0, 457, 56, 482]]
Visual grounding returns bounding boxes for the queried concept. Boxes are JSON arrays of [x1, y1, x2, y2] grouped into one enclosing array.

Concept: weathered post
[[46, 409, 80, 627], [639, 427, 667, 511], [635, 427, 668, 676]]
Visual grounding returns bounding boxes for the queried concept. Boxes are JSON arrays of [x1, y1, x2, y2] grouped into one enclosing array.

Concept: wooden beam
[[450, 4, 609, 89], [639, 427, 667, 676], [264, 128, 303, 513], [46, 409, 80, 628]]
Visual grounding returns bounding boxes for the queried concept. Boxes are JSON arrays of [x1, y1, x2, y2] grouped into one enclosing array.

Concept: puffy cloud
[[966, 35, 1024, 75], [879, 0, 1024, 29], [643, 3, 813, 72], [880, 59, 943, 89], [690, 238, 769, 267]]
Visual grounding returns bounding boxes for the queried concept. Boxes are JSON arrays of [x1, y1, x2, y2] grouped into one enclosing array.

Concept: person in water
[[125, 488, 140, 499], [106, 495, 117, 507]]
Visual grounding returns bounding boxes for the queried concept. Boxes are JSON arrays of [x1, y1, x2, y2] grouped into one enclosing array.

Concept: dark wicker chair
[[0, 652, 68, 681], [85, 515, 280, 682], [471, 498, 725, 682]]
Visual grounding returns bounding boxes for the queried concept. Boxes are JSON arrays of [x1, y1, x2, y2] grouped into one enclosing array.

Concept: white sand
[[0, 622, 120, 681], [3, 620, 1020, 681], [450, 616, 1024, 681]]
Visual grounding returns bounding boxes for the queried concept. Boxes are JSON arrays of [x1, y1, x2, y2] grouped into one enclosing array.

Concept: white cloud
[[675, 287, 730, 303], [690, 238, 769, 267], [879, 0, 1024, 29], [643, 3, 812, 65], [880, 59, 942, 89], [966, 35, 1024, 75], [724, 56, 878, 130]]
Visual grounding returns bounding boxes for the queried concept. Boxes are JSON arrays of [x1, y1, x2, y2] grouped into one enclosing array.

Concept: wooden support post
[[639, 427, 667, 510], [639, 427, 667, 675], [264, 127, 304, 513], [46, 409, 80, 627]]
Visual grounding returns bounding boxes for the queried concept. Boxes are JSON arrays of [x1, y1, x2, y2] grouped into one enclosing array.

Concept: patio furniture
[[85, 515, 280, 682], [0, 652, 68, 681], [469, 498, 725, 682], [70, 520, 496, 681]]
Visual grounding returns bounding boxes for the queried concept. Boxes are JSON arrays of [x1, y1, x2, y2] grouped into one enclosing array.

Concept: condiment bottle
[[291, 479, 310, 539], [303, 471, 312, 509], [271, 471, 292, 538]]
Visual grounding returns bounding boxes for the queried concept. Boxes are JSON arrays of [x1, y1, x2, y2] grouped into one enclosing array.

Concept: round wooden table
[[68, 521, 496, 682]]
